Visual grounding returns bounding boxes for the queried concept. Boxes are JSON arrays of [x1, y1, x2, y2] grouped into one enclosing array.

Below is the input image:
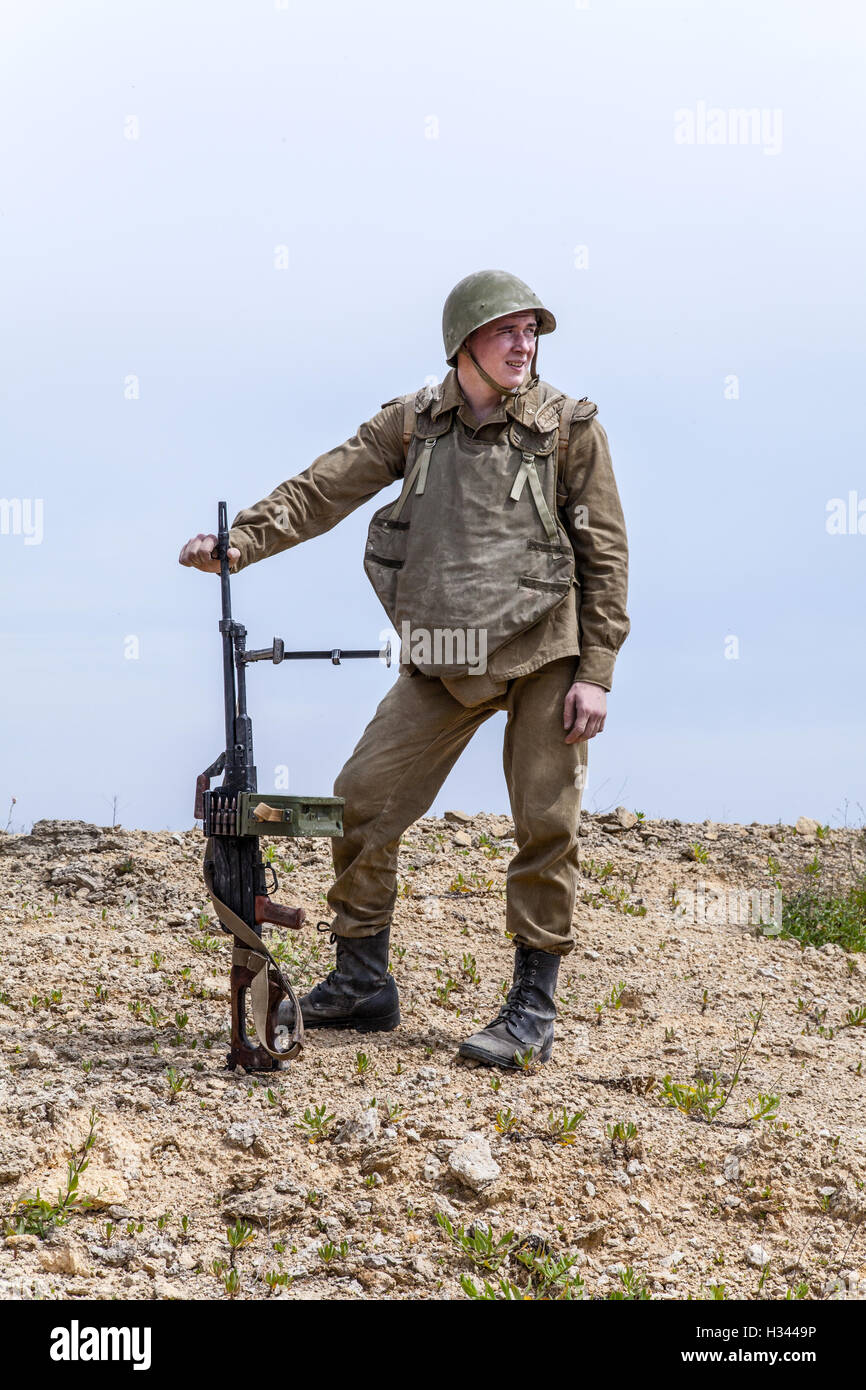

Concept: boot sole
[[458, 1038, 552, 1068], [302, 1008, 401, 1034]]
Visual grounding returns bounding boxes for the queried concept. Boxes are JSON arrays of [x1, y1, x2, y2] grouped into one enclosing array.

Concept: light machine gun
[[194, 501, 389, 1071]]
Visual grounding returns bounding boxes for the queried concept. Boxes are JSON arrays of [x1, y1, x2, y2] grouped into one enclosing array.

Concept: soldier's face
[[466, 311, 539, 388]]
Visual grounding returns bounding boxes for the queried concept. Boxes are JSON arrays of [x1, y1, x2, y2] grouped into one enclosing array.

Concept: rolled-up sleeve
[[228, 402, 406, 572], [562, 416, 631, 691]]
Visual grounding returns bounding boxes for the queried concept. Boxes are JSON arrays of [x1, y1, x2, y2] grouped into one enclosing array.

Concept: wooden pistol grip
[[255, 896, 306, 930], [194, 774, 209, 821]]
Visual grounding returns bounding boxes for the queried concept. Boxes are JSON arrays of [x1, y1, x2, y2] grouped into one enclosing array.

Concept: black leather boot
[[276, 926, 399, 1034], [458, 944, 560, 1069]]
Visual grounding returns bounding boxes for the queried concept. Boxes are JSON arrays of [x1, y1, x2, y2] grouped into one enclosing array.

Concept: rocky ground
[[0, 808, 864, 1302]]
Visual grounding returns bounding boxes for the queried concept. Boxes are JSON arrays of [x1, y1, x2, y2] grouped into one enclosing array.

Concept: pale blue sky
[[1, 0, 863, 833]]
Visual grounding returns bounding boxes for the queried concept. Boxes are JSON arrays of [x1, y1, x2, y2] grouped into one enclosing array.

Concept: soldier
[[179, 269, 630, 1070]]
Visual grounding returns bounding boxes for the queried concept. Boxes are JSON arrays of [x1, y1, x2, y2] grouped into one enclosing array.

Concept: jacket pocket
[[518, 575, 572, 593], [367, 553, 404, 569], [526, 539, 567, 554]]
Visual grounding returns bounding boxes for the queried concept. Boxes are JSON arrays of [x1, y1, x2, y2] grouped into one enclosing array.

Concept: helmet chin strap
[[464, 342, 526, 397]]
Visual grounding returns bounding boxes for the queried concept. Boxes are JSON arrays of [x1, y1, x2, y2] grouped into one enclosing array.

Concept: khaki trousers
[[326, 657, 587, 956]]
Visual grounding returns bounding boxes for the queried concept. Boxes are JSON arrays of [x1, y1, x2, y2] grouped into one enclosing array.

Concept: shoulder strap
[[554, 395, 598, 499], [380, 391, 421, 469], [380, 391, 423, 466], [556, 396, 578, 481], [402, 396, 415, 463]]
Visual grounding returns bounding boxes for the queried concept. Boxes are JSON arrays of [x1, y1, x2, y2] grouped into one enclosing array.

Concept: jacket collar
[[430, 368, 550, 430]]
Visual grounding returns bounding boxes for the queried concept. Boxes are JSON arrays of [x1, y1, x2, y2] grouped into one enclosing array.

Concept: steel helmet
[[442, 269, 556, 393]]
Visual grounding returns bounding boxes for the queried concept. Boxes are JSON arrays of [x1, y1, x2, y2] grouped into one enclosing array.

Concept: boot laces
[[314, 921, 340, 984], [494, 976, 536, 1028]]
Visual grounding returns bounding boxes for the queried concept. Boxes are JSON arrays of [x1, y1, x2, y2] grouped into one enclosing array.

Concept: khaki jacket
[[229, 369, 630, 703]]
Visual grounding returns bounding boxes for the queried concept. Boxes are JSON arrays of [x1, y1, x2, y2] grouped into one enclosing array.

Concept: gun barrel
[[217, 501, 236, 758]]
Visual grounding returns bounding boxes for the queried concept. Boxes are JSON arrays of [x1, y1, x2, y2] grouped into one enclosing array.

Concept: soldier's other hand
[[178, 533, 241, 573], [564, 681, 607, 744]]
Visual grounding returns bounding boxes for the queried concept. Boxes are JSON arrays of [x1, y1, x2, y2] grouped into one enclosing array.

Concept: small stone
[[659, 1250, 685, 1269], [225, 1122, 259, 1151], [598, 807, 637, 832], [583, 948, 600, 961], [222, 1185, 299, 1229], [452, 831, 473, 848], [795, 816, 820, 839], [226, 1167, 268, 1194], [5, 1234, 38, 1252], [447, 1133, 501, 1192], [334, 1106, 380, 1148], [435, 1196, 460, 1222], [723, 1155, 740, 1183], [359, 1143, 399, 1175], [584, 1181, 596, 1198], [152, 1279, 184, 1299], [49, 864, 103, 893], [444, 810, 472, 825], [747, 1244, 771, 1268]]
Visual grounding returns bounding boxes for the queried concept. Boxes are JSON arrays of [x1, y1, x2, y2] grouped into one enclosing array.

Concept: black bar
[[243, 647, 386, 663]]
